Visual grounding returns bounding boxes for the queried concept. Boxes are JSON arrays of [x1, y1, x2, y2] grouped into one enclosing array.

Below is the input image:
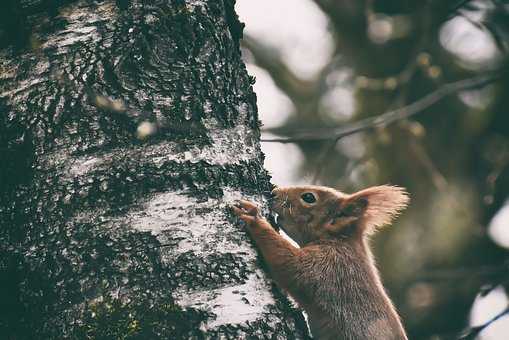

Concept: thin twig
[[310, 61, 420, 184], [242, 34, 313, 101], [261, 73, 501, 144]]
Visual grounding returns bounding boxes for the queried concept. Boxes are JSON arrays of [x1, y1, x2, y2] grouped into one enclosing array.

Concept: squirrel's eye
[[301, 192, 317, 204]]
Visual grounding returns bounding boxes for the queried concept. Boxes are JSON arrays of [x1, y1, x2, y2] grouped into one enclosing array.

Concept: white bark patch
[[41, 113, 259, 175], [128, 188, 265, 256], [127, 188, 277, 328], [42, 3, 117, 51], [200, 117, 260, 165], [69, 156, 105, 177], [0, 77, 47, 98], [184, 0, 208, 11], [175, 270, 275, 328]]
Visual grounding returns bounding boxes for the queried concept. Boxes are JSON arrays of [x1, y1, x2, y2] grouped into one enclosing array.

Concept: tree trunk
[[0, 0, 309, 338]]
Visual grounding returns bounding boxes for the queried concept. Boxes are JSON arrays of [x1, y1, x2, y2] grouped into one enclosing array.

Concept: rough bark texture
[[0, 0, 309, 338]]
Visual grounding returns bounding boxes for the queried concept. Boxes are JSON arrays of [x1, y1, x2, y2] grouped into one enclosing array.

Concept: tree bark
[[0, 0, 309, 338]]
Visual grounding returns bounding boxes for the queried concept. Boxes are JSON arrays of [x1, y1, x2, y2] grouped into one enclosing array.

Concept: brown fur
[[232, 185, 409, 340]]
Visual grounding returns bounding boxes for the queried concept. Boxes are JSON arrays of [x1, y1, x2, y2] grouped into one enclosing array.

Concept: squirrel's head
[[271, 185, 409, 246]]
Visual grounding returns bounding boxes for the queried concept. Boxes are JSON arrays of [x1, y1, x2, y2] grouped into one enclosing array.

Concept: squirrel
[[232, 185, 409, 340]]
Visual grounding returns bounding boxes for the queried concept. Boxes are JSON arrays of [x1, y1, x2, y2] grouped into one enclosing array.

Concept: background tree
[[239, 0, 509, 338], [0, 0, 309, 338]]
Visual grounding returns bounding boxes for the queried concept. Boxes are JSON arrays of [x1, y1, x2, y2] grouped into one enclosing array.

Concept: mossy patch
[[75, 293, 211, 339]]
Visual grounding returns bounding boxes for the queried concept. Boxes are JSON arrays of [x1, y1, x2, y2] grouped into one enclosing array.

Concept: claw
[[237, 200, 259, 216], [231, 200, 261, 226], [231, 205, 246, 216]]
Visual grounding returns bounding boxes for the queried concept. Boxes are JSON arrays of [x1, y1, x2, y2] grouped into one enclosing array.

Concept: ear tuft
[[349, 185, 409, 234]]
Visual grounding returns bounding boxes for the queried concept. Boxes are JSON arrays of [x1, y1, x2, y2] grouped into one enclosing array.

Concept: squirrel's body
[[233, 185, 409, 340], [288, 240, 405, 339]]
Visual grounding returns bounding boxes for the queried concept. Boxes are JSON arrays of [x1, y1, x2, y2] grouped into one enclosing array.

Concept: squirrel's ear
[[347, 185, 409, 234], [324, 196, 368, 236]]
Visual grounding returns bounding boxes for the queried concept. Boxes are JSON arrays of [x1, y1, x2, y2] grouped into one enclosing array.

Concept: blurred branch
[[242, 34, 314, 101], [261, 73, 502, 143], [414, 262, 509, 282], [312, 0, 369, 62], [458, 306, 509, 339]]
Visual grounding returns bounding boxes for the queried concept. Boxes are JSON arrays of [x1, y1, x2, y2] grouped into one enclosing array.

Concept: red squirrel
[[232, 185, 409, 340]]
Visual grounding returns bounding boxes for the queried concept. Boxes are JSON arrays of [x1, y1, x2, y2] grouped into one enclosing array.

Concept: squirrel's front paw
[[232, 200, 261, 225]]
